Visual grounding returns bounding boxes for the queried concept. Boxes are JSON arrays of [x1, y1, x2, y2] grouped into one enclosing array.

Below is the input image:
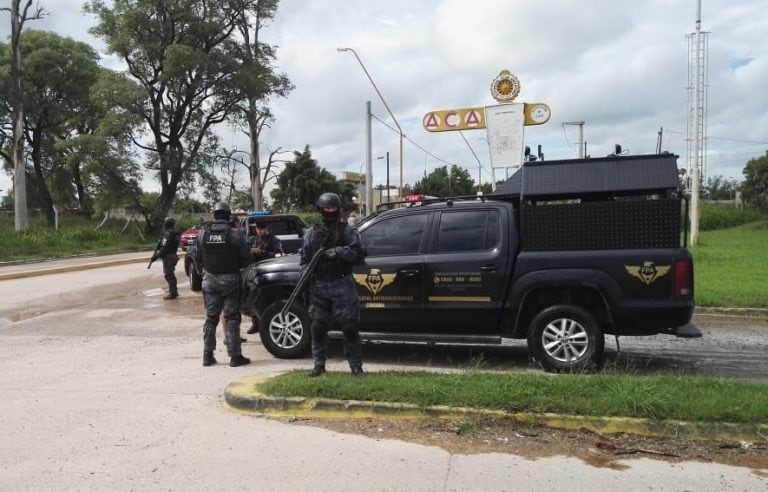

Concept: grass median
[[258, 369, 768, 424], [692, 220, 768, 308]]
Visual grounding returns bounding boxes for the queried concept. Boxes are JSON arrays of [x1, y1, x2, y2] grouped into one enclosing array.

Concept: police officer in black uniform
[[153, 217, 180, 300], [248, 221, 283, 262], [301, 192, 366, 377], [245, 221, 283, 335], [196, 202, 251, 367]]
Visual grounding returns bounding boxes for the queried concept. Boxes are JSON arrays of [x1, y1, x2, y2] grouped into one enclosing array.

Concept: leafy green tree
[[741, 152, 768, 211], [86, 0, 251, 232], [59, 68, 145, 219], [0, 30, 101, 226], [412, 165, 475, 197], [270, 146, 354, 212]]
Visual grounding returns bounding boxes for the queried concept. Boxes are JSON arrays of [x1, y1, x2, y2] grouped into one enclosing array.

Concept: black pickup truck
[[241, 154, 700, 372], [184, 213, 307, 292]]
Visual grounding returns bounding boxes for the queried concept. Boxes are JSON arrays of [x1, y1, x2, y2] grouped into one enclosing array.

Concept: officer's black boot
[[203, 351, 217, 367], [308, 366, 326, 377], [246, 318, 258, 334], [165, 276, 179, 299], [342, 323, 364, 378], [229, 354, 251, 367]]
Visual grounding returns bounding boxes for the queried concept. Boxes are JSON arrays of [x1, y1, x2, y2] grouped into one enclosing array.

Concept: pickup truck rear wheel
[[528, 305, 604, 373], [259, 300, 311, 359], [189, 267, 203, 292]]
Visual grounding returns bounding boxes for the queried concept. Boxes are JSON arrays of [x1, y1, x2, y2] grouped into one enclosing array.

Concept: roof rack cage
[[375, 194, 493, 212]]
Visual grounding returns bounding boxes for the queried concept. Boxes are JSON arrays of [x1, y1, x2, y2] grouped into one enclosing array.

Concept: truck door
[[423, 208, 509, 334], [356, 213, 429, 330]]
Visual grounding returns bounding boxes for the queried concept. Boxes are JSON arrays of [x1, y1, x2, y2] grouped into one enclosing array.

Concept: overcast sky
[[2, 0, 767, 198]]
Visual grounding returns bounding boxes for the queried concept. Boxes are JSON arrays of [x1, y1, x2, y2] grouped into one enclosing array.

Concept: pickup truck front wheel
[[528, 305, 604, 373], [259, 300, 311, 359]]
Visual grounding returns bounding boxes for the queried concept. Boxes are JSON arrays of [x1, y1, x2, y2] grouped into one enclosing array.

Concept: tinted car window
[[362, 214, 427, 256], [435, 210, 499, 253]]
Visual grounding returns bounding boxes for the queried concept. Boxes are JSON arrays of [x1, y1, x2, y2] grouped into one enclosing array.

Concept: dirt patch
[[279, 415, 768, 470]]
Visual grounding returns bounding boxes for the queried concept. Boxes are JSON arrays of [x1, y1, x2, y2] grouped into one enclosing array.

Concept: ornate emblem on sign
[[353, 268, 397, 295], [490, 69, 521, 103], [625, 261, 671, 286]]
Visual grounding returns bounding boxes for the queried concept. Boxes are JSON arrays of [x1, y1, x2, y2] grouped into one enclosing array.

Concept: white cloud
[[2, 0, 767, 197]]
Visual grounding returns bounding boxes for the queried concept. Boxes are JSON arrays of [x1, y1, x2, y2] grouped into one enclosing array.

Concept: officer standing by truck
[[196, 202, 251, 367], [153, 217, 180, 300], [301, 192, 366, 377], [245, 221, 283, 335]]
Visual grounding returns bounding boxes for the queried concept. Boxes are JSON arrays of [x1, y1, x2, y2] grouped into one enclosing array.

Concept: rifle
[[147, 237, 163, 270], [279, 248, 326, 319]]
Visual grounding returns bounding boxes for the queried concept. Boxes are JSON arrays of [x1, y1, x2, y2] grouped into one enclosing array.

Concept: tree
[[412, 165, 475, 197], [741, 152, 768, 211], [61, 68, 145, 219], [0, 0, 44, 231], [270, 145, 354, 212], [85, 0, 250, 232], [231, 0, 293, 209], [702, 175, 739, 201], [0, 30, 102, 226]]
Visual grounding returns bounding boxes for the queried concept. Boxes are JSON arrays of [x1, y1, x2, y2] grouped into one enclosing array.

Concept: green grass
[[693, 220, 768, 307], [0, 217, 156, 262], [259, 369, 768, 423]]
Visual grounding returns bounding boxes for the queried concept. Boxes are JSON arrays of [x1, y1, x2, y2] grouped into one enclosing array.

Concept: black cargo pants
[[308, 275, 362, 370]]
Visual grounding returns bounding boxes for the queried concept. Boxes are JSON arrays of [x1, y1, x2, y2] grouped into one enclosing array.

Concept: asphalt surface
[[0, 253, 766, 490]]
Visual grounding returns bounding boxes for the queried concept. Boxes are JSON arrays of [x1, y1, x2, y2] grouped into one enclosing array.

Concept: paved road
[[0, 258, 766, 490]]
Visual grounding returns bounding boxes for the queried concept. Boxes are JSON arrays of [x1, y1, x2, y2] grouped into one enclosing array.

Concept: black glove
[[324, 247, 344, 260]]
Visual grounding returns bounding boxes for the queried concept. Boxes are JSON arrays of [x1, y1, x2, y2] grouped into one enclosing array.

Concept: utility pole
[[365, 101, 373, 216], [386, 152, 390, 202], [656, 127, 664, 154], [689, 0, 703, 246]]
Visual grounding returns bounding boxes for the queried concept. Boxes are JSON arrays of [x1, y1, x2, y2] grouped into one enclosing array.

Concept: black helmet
[[213, 201, 231, 220], [163, 217, 175, 229], [316, 192, 341, 210]]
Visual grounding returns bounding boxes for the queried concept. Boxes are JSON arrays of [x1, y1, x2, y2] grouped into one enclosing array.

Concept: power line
[[458, 130, 493, 179], [370, 113, 454, 166], [665, 129, 768, 145]]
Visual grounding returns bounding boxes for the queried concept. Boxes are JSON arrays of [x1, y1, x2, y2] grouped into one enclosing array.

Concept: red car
[[179, 223, 208, 250]]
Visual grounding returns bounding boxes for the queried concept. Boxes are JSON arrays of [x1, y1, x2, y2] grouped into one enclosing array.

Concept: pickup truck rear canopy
[[492, 153, 681, 200]]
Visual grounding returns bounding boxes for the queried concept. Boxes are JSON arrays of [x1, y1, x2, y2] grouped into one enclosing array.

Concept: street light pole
[[337, 47, 404, 200]]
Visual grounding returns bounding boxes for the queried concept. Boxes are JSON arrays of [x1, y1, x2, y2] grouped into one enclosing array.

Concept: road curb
[[0, 257, 149, 281], [695, 306, 768, 318], [224, 375, 768, 443]]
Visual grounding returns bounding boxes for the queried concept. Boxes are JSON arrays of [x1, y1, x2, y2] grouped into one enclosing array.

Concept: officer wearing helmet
[[152, 216, 180, 300], [301, 192, 366, 377], [195, 201, 252, 367]]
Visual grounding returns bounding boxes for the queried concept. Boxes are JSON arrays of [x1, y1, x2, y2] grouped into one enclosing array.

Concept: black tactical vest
[[161, 229, 180, 253], [312, 221, 352, 279], [202, 222, 240, 274]]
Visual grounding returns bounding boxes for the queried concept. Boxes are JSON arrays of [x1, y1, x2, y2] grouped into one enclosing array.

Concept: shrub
[[699, 203, 766, 231]]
